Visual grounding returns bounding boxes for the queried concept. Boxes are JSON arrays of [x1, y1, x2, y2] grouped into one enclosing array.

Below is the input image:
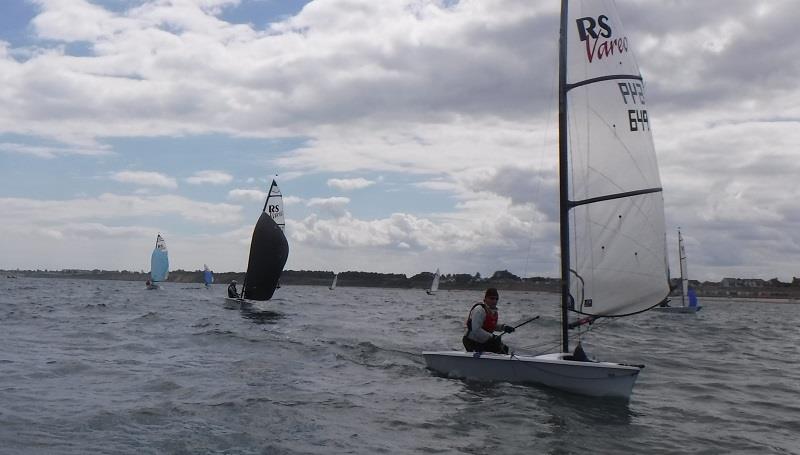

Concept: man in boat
[[462, 288, 515, 354], [227, 280, 240, 298]]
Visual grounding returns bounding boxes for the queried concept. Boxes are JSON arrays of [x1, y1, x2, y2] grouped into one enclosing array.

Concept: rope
[[513, 316, 617, 355]]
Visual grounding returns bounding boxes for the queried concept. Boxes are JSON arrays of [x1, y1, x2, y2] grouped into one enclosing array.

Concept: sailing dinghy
[[426, 268, 440, 295], [424, 0, 671, 399], [225, 179, 289, 307], [654, 229, 702, 313], [147, 234, 169, 290], [203, 264, 214, 289], [329, 273, 338, 290]]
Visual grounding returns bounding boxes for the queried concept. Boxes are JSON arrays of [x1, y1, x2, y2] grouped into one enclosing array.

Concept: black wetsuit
[[227, 284, 239, 298]]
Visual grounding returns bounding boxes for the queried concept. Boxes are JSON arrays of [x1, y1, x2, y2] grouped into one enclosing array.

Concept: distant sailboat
[[426, 268, 440, 295], [424, 0, 671, 399], [329, 273, 338, 290], [225, 179, 289, 307], [203, 264, 214, 289], [654, 229, 702, 313], [147, 234, 169, 290]]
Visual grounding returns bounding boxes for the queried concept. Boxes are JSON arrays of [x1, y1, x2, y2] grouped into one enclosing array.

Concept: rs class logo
[[575, 15, 629, 62]]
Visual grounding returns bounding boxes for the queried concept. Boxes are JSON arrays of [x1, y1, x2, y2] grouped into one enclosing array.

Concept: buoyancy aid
[[465, 303, 499, 334]]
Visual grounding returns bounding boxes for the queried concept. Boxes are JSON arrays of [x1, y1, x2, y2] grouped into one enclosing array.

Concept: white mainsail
[[678, 229, 689, 307], [330, 273, 338, 290], [564, 0, 670, 318], [427, 268, 440, 295], [266, 180, 285, 232]]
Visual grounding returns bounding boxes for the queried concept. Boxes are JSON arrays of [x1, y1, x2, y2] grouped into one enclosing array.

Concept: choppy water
[[1, 277, 798, 454]]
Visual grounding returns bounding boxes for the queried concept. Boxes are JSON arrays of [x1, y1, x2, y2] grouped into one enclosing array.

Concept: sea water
[[1, 277, 798, 454]]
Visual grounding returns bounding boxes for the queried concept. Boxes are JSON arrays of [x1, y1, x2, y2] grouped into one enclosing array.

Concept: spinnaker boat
[[225, 179, 289, 307], [203, 264, 214, 289], [424, 0, 671, 399], [147, 234, 169, 290]]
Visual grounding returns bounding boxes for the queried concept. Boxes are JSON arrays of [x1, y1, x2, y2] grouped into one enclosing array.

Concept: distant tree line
[[5, 268, 800, 298]]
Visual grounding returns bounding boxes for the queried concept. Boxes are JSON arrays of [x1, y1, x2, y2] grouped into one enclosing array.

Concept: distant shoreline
[[4, 268, 800, 301]]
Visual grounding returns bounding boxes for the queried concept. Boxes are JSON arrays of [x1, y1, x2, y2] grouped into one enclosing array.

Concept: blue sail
[[203, 264, 213, 286], [688, 288, 699, 308], [150, 234, 169, 282]]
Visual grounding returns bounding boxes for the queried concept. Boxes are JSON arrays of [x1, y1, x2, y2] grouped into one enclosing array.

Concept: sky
[[1, 0, 799, 282]]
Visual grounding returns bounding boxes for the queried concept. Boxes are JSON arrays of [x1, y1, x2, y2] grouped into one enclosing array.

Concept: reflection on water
[[239, 307, 283, 324]]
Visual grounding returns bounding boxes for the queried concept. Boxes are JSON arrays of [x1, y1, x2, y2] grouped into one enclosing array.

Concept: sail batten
[[569, 187, 662, 207], [566, 73, 643, 91]]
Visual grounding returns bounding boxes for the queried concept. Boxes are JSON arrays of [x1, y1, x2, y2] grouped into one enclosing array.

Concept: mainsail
[[203, 264, 214, 287], [678, 229, 688, 306], [427, 268, 440, 295], [242, 179, 289, 301], [562, 0, 670, 327], [329, 273, 338, 290], [150, 234, 169, 283], [266, 179, 285, 232]]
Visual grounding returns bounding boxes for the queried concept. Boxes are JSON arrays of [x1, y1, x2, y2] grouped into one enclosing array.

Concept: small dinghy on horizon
[[146, 234, 169, 290], [654, 228, 702, 313]]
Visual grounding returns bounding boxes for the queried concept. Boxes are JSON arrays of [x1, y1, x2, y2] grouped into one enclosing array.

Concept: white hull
[[426, 290, 435, 295], [652, 305, 701, 313], [224, 297, 251, 309], [422, 351, 641, 399], [146, 284, 160, 290]]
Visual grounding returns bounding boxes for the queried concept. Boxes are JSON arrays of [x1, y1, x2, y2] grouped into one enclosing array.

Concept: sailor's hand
[[503, 325, 515, 333]]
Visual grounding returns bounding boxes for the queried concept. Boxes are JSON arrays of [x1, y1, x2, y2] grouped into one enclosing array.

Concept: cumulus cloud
[[327, 177, 375, 191], [0, 193, 241, 225], [307, 196, 350, 217], [111, 171, 178, 189], [0, 142, 112, 158], [185, 170, 233, 185], [4, 1, 800, 280], [228, 188, 266, 202]]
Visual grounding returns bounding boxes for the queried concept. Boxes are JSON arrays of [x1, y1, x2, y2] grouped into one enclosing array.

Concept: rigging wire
[[513, 315, 617, 356], [522, 29, 561, 283]]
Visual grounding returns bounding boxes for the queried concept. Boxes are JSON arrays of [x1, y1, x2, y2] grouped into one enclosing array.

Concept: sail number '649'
[[618, 82, 649, 132]]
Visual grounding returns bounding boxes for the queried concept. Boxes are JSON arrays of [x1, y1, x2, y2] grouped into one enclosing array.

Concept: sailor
[[227, 280, 240, 298], [462, 288, 515, 354]]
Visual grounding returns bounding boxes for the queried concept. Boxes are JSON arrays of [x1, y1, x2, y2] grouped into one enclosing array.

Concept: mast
[[557, 0, 570, 353], [679, 228, 686, 307]]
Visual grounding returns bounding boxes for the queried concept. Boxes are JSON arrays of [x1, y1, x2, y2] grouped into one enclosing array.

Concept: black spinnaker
[[241, 181, 289, 301]]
